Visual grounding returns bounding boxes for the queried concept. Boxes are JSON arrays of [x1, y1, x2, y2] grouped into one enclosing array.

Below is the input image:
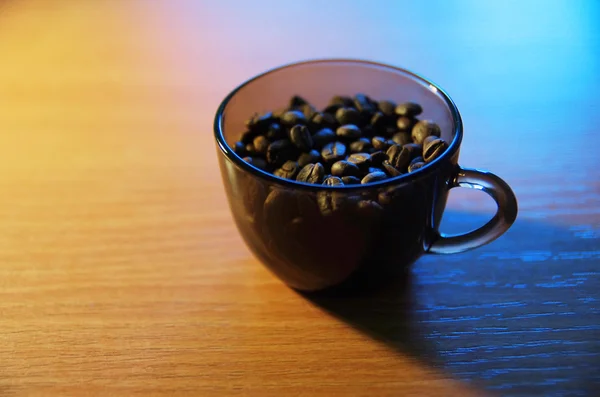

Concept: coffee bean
[[412, 120, 441, 144], [300, 103, 316, 119], [361, 171, 387, 184], [395, 102, 423, 117], [323, 103, 343, 115], [369, 151, 387, 167], [347, 152, 371, 170], [317, 191, 346, 216], [329, 95, 355, 108], [411, 156, 424, 164], [240, 130, 257, 144], [408, 159, 426, 172], [267, 139, 297, 166], [311, 112, 337, 129], [280, 110, 307, 126], [245, 143, 257, 156], [382, 160, 402, 177], [253, 135, 270, 155], [289, 124, 313, 151], [266, 123, 285, 140], [377, 100, 397, 117], [370, 111, 389, 131], [246, 111, 275, 133], [335, 107, 361, 125], [349, 137, 372, 153], [323, 176, 344, 186], [357, 199, 383, 218], [297, 150, 321, 167], [423, 136, 449, 162], [372, 136, 391, 151], [312, 128, 336, 148], [403, 143, 423, 157], [392, 132, 411, 145], [296, 163, 325, 184], [354, 93, 377, 117], [274, 160, 300, 180], [321, 141, 346, 163], [396, 116, 415, 131], [331, 160, 360, 177], [341, 176, 361, 185], [234, 141, 246, 156], [386, 144, 411, 171], [368, 167, 385, 174], [289, 95, 309, 108], [243, 156, 267, 170], [336, 124, 362, 140]]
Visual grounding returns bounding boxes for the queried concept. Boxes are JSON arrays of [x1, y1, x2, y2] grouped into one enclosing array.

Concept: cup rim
[[213, 58, 463, 191]]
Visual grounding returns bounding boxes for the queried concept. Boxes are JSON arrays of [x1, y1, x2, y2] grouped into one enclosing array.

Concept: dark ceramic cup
[[214, 59, 517, 293]]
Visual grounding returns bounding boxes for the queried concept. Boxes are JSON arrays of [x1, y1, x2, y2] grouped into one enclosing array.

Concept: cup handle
[[428, 166, 518, 254]]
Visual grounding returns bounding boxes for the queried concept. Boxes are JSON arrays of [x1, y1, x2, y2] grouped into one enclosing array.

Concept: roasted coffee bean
[[403, 143, 423, 159], [386, 144, 411, 170], [240, 130, 257, 144], [335, 107, 361, 125], [323, 103, 343, 115], [336, 124, 362, 140], [357, 200, 383, 218], [372, 136, 391, 151], [331, 160, 360, 177], [370, 151, 387, 167], [280, 110, 307, 126], [296, 163, 325, 184], [267, 139, 297, 166], [274, 160, 300, 180], [395, 102, 423, 117], [347, 152, 371, 170], [323, 176, 344, 186], [370, 111, 389, 131], [243, 156, 267, 170], [377, 100, 397, 116], [317, 191, 346, 216], [289, 124, 313, 151], [289, 95, 309, 108], [368, 167, 385, 174], [341, 176, 361, 185], [396, 116, 415, 131], [392, 132, 412, 145], [311, 112, 337, 129], [423, 136, 448, 162], [245, 143, 257, 156], [266, 123, 285, 140], [300, 103, 316, 119], [362, 124, 375, 137], [253, 135, 270, 155], [354, 93, 377, 115], [349, 137, 372, 153], [411, 156, 424, 164], [312, 128, 336, 148], [361, 171, 387, 184], [246, 112, 275, 133], [234, 141, 246, 156], [297, 150, 321, 167], [408, 158, 426, 172], [329, 95, 355, 108], [412, 120, 441, 144], [321, 141, 346, 163], [382, 160, 402, 177]]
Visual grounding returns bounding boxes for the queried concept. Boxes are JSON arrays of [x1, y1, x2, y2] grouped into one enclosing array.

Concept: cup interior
[[216, 59, 462, 183]]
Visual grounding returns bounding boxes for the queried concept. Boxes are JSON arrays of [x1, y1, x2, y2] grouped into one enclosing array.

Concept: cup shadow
[[301, 210, 600, 396]]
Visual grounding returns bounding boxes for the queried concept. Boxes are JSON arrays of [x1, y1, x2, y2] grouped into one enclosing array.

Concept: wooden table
[[1, 1, 598, 396]]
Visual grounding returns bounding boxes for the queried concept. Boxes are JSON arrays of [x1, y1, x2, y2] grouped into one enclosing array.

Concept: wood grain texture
[[0, 1, 598, 396]]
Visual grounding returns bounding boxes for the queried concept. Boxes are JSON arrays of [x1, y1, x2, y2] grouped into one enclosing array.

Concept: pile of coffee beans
[[233, 94, 449, 186]]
